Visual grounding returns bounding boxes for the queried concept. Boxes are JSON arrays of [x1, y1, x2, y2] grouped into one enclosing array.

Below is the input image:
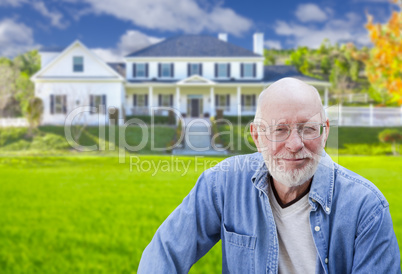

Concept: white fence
[[0, 118, 29, 127], [326, 105, 402, 127]]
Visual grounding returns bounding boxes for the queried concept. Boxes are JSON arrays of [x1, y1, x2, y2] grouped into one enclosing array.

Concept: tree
[[26, 97, 44, 136], [379, 129, 402, 155], [364, 0, 402, 105]]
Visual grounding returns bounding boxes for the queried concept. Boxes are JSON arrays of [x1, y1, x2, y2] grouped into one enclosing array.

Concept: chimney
[[218, 33, 228, 42], [253, 33, 264, 55]]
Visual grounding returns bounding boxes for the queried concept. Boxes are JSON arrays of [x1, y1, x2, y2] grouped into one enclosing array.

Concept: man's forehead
[[257, 102, 323, 124]]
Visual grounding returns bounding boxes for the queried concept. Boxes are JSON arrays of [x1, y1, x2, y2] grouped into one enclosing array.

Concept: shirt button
[[315, 226, 320, 232], [325, 207, 330, 213], [311, 198, 316, 203], [325, 258, 328, 264]]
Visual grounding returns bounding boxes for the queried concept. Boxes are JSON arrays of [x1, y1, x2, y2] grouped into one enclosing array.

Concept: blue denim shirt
[[138, 152, 401, 273]]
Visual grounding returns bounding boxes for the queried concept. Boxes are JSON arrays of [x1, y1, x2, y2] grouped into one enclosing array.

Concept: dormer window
[[73, 56, 83, 72], [241, 63, 256, 78]]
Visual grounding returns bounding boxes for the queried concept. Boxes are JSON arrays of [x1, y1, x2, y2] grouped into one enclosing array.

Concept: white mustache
[[273, 151, 313, 160]]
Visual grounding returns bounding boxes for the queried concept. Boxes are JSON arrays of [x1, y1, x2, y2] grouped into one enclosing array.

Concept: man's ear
[[250, 122, 261, 152], [324, 118, 330, 144]]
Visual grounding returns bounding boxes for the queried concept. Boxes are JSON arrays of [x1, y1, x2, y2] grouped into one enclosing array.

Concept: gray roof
[[263, 65, 326, 83], [126, 35, 260, 57], [108, 63, 126, 77]]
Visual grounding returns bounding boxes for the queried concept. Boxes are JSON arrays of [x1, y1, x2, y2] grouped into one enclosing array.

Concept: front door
[[191, 99, 199, 117]]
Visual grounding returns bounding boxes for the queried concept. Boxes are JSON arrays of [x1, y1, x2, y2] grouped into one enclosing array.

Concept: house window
[[216, 63, 230, 78], [241, 63, 256, 78], [73, 56, 83, 72], [133, 63, 148, 78], [215, 94, 230, 111], [188, 63, 202, 76], [133, 94, 148, 107], [159, 63, 173, 78], [158, 94, 173, 107], [90, 95, 106, 114], [241, 94, 256, 111], [50, 95, 67, 114]]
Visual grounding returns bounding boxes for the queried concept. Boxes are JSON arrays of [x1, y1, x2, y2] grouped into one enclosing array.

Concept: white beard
[[260, 137, 325, 188]]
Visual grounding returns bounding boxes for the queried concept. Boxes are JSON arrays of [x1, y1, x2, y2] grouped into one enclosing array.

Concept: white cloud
[[274, 11, 371, 48], [73, 0, 253, 36], [32, 1, 68, 29], [92, 30, 164, 62], [0, 18, 38, 57], [0, 0, 27, 7], [264, 40, 282, 50], [295, 3, 328, 22]]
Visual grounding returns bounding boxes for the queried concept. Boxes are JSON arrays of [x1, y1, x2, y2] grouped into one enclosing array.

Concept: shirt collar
[[251, 151, 335, 214]]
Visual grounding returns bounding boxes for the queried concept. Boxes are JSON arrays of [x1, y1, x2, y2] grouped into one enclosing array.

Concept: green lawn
[[0, 155, 401, 273]]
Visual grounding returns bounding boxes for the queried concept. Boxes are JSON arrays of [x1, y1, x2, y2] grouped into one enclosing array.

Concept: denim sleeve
[[351, 205, 401, 273], [137, 170, 222, 273]]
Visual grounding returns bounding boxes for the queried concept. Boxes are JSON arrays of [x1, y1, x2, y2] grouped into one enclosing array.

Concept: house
[[31, 33, 330, 125]]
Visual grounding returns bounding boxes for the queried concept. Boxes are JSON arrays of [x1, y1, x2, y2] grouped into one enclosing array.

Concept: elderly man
[[138, 78, 400, 273]]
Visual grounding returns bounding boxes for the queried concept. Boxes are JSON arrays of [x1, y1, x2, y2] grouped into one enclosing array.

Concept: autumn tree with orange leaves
[[363, 0, 402, 105]]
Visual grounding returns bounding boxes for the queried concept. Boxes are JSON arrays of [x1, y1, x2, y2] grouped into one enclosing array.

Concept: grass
[[0, 126, 176, 154], [0, 154, 401, 273]]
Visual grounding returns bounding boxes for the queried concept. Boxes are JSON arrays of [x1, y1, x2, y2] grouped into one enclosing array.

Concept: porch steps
[[172, 119, 228, 156]]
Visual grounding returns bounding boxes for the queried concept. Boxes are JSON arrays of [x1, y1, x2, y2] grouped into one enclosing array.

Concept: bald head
[[255, 77, 325, 123]]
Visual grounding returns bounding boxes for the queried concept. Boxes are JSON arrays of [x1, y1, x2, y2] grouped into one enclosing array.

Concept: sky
[[0, 0, 398, 62]]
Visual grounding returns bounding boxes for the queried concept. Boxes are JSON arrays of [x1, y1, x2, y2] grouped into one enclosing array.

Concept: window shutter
[[50, 95, 54, 114], [227, 63, 231, 78], [145, 64, 149, 78], [90, 95, 94, 114], [170, 94, 173, 107], [226, 94, 230, 107], [158, 94, 162, 106], [241, 63, 244, 78], [187, 63, 190, 76], [133, 94, 137, 106], [145, 94, 148, 106], [199, 63, 202, 76], [241, 95, 245, 106], [132, 63, 136, 77], [63, 95, 67, 114], [102, 95, 107, 114], [170, 63, 174, 78], [215, 94, 218, 107], [158, 63, 161, 77], [252, 94, 256, 106], [215, 63, 218, 78], [253, 63, 256, 77]]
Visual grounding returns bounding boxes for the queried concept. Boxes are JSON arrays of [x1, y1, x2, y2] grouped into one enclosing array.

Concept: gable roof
[[31, 40, 124, 81], [126, 35, 260, 58]]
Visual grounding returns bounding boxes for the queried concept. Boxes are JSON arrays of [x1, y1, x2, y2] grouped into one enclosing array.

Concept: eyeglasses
[[258, 123, 326, 142]]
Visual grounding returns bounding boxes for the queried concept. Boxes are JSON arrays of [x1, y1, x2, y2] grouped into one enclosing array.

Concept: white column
[[237, 86, 241, 116], [148, 86, 153, 115], [369, 104, 374, 127], [339, 103, 342, 126], [176, 87, 180, 112], [324, 87, 329, 108], [210, 87, 214, 117], [400, 105, 402, 126]]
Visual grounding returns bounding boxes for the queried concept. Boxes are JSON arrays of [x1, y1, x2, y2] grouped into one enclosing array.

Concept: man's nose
[[285, 128, 304, 152]]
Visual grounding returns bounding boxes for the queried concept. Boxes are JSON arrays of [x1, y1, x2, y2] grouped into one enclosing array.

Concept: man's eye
[[275, 127, 287, 132]]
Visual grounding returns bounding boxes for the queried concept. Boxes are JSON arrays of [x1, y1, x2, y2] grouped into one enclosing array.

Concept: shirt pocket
[[223, 224, 257, 274]]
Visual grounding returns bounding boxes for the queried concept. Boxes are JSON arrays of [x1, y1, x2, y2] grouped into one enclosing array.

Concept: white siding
[[35, 82, 124, 125], [41, 45, 116, 77]]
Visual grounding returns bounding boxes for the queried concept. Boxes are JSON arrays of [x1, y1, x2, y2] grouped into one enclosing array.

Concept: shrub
[[0, 127, 29, 146], [222, 115, 255, 125], [30, 134, 70, 150], [125, 115, 171, 125], [0, 140, 31, 151], [378, 129, 402, 155]]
